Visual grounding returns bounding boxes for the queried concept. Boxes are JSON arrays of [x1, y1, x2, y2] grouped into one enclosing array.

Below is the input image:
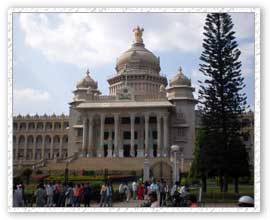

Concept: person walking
[[132, 181, 137, 200], [150, 179, 159, 194], [13, 184, 24, 207], [35, 183, 46, 207], [118, 182, 125, 201], [83, 182, 92, 207], [105, 182, 113, 207], [46, 182, 53, 207], [137, 182, 144, 200], [65, 182, 74, 207], [159, 179, 166, 207], [58, 182, 67, 207], [99, 182, 107, 207], [73, 184, 82, 207], [123, 182, 130, 202]]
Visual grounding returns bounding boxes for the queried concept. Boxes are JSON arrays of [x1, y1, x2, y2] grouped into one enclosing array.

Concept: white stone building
[[68, 26, 196, 163]]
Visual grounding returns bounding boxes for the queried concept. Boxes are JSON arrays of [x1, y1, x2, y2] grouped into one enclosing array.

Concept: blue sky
[[13, 12, 255, 115]]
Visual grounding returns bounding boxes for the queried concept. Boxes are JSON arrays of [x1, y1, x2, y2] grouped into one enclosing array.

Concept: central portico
[[76, 105, 171, 158]]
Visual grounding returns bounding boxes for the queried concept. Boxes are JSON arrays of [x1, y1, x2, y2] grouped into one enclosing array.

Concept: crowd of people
[[13, 181, 93, 207], [13, 178, 254, 208], [118, 179, 196, 207]]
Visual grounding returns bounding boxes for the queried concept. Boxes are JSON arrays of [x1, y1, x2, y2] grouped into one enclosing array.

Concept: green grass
[[189, 183, 254, 203]]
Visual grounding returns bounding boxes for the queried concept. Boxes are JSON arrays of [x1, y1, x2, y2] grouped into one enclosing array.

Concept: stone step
[[43, 157, 172, 171]]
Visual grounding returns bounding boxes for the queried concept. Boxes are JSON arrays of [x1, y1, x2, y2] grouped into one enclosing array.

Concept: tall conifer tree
[[197, 13, 249, 192]]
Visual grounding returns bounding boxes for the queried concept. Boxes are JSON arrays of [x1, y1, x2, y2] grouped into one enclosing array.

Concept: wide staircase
[[43, 157, 172, 171]]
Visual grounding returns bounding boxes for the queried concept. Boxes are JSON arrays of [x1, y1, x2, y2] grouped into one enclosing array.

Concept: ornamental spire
[[178, 66, 183, 75], [86, 68, 90, 76]]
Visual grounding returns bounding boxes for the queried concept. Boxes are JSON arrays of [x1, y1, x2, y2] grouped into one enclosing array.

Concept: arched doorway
[[150, 161, 172, 184]]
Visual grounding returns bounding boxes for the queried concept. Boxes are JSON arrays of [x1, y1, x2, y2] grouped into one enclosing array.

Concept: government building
[[12, 27, 254, 177]]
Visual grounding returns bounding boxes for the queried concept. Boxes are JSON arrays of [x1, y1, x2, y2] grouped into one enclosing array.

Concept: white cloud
[[19, 13, 208, 68], [19, 13, 254, 70], [14, 88, 50, 102]]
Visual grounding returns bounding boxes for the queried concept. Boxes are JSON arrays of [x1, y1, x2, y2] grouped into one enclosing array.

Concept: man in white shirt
[[132, 181, 137, 200]]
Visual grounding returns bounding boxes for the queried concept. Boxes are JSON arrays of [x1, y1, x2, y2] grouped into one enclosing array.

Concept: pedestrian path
[[90, 199, 146, 207]]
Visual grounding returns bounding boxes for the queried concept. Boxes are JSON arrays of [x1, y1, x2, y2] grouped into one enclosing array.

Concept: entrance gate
[[150, 161, 172, 184]]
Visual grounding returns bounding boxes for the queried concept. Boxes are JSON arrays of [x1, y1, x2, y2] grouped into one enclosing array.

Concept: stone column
[[144, 113, 149, 157], [130, 113, 135, 157], [157, 114, 162, 157], [50, 138, 54, 159], [98, 114, 105, 157], [23, 140, 27, 160], [33, 137, 36, 160], [163, 113, 169, 157], [59, 136, 63, 159], [88, 115, 93, 157], [41, 136, 45, 160], [114, 114, 119, 157], [137, 116, 144, 157], [143, 159, 150, 182], [15, 141, 19, 160], [82, 117, 88, 155], [108, 131, 112, 157]]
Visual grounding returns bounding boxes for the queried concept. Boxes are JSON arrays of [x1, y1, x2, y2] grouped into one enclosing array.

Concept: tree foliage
[[192, 13, 250, 192]]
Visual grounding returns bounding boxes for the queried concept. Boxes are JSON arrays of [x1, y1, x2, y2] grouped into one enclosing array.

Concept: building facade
[[12, 26, 254, 170]]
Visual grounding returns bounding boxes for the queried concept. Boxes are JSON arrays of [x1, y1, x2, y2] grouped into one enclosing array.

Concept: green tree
[[198, 13, 249, 192]]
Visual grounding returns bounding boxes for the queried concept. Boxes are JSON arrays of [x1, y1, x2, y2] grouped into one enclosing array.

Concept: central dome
[[115, 26, 160, 73]]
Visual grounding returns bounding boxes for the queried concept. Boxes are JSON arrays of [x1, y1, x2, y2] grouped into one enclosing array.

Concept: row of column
[[81, 112, 169, 158], [15, 139, 65, 161], [15, 122, 68, 132]]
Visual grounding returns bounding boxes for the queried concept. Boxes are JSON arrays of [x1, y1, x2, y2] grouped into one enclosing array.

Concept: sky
[[12, 12, 255, 115]]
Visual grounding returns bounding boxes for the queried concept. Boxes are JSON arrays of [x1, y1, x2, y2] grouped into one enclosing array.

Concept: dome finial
[[179, 66, 183, 74], [133, 26, 144, 44], [86, 68, 90, 76]]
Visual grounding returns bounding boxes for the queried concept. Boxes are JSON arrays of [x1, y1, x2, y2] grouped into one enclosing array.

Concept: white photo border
[[7, 7, 260, 213]]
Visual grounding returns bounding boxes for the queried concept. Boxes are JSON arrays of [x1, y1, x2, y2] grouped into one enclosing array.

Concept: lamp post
[[171, 145, 180, 184], [64, 162, 69, 185]]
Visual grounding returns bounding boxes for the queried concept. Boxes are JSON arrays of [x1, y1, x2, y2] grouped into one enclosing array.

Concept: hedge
[[46, 175, 104, 182]]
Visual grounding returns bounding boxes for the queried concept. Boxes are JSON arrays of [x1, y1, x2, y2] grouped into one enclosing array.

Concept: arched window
[[18, 135, 25, 146], [36, 135, 43, 146], [13, 123, 18, 130], [45, 122, 52, 130], [54, 122, 61, 130], [45, 135, 51, 146], [37, 122, 44, 130], [27, 135, 34, 145], [28, 122, 35, 130], [62, 135, 68, 145], [53, 136, 60, 145], [20, 123, 26, 131]]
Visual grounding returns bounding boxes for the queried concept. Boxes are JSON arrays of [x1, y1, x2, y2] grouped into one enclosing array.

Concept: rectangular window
[[123, 131, 131, 139], [177, 128, 186, 137], [152, 131, 157, 139], [121, 117, 130, 124], [105, 117, 114, 124], [104, 132, 109, 140], [135, 117, 140, 124], [77, 128, 83, 136]]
